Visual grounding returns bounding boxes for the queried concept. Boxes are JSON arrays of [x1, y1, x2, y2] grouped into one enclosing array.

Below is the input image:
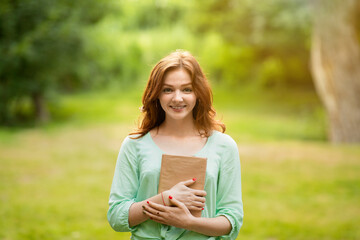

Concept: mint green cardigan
[[107, 131, 243, 240]]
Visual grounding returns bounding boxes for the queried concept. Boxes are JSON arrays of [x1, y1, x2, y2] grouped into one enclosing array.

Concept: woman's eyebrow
[[163, 83, 192, 87]]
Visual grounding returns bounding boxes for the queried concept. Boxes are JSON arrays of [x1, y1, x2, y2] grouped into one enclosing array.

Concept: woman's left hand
[[142, 196, 196, 229]]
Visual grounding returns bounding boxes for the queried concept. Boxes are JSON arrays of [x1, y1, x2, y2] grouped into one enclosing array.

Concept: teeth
[[171, 106, 185, 109]]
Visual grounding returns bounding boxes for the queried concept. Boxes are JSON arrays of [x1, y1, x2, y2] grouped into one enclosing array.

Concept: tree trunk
[[311, 0, 360, 143], [31, 92, 50, 124]]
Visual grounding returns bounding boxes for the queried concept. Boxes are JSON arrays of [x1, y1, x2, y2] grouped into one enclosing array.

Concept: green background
[[1, 0, 359, 239]]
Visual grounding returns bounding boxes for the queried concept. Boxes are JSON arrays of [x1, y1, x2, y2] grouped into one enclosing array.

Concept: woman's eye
[[163, 88, 172, 93], [183, 88, 192, 93]]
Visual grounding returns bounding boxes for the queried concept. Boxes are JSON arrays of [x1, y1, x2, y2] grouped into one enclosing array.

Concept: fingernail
[[202, 207, 204, 210], [147, 201, 149, 204], [169, 195, 173, 199], [193, 178, 196, 181], [150, 217, 153, 220]]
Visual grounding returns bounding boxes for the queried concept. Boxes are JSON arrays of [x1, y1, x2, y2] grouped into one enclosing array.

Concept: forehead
[[163, 69, 192, 85]]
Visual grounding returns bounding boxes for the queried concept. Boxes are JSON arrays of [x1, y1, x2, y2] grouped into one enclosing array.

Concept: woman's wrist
[[184, 216, 232, 236], [183, 214, 198, 231], [161, 190, 172, 206]]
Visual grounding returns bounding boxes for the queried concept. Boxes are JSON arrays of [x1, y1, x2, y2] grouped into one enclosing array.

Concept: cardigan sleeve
[[107, 136, 139, 232], [215, 136, 244, 239]]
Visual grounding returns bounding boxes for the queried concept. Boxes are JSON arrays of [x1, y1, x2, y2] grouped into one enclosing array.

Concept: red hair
[[130, 50, 225, 138]]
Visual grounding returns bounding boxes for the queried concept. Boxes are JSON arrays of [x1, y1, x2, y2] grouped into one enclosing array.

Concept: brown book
[[158, 154, 207, 217]]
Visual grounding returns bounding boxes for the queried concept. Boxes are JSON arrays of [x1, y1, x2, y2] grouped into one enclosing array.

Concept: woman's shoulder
[[121, 132, 149, 148], [210, 130, 238, 149]]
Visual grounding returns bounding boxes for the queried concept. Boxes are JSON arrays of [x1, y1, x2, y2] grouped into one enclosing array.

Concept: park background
[[0, 0, 359, 239]]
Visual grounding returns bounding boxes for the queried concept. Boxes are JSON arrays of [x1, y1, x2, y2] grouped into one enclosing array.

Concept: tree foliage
[[4, 0, 356, 133], [188, 0, 313, 88], [0, 0, 112, 124]]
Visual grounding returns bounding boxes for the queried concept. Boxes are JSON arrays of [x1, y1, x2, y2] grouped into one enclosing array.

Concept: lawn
[[0, 88, 359, 239]]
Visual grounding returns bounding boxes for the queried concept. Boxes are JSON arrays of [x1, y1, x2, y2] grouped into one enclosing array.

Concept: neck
[[158, 117, 198, 137]]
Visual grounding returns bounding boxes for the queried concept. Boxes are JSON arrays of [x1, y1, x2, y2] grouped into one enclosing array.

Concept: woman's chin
[[166, 112, 192, 121]]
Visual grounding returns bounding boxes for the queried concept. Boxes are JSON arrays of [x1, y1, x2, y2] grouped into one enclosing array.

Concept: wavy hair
[[130, 50, 225, 138]]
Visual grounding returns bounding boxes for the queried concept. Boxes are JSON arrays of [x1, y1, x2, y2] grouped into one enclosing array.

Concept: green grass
[[0, 88, 359, 239], [239, 142, 360, 240]]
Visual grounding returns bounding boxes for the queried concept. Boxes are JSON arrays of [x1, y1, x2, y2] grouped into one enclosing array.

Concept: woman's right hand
[[163, 179, 207, 211]]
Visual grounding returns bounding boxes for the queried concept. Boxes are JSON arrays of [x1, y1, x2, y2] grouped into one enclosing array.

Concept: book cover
[[158, 154, 207, 217]]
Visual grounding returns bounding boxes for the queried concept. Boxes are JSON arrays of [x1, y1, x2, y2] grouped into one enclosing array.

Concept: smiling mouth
[[170, 105, 186, 110]]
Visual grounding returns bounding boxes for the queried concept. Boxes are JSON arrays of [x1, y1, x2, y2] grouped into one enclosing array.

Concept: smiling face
[[158, 68, 197, 122]]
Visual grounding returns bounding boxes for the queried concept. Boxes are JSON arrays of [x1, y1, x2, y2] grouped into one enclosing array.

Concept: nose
[[172, 90, 183, 102]]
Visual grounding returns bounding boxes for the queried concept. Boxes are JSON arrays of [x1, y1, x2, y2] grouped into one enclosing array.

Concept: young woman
[[107, 50, 243, 239]]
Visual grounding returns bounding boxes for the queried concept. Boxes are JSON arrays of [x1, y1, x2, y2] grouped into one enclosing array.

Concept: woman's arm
[[189, 216, 231, 236], [128, 193, 165, 227], [143, 196, 232, 236], [129, 179, 206, 227]]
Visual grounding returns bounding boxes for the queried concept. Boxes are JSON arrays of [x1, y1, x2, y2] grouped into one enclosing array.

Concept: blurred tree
[[72, 0, 190, 92], [189, 0, 360, 143], [188, 0, 312, 88], [311, 0, 360, 143], [0, 0, 112, 124], [120, 0, 186, 30]]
